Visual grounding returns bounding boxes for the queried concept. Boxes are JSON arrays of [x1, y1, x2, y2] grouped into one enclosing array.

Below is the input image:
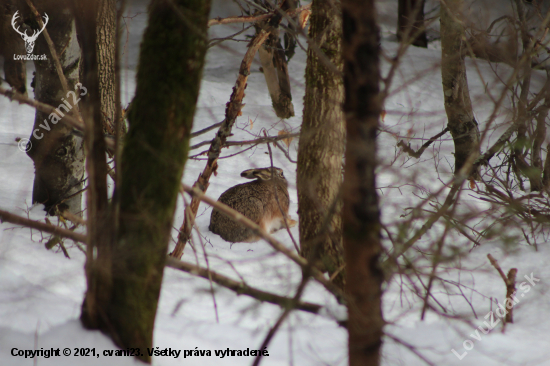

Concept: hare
[[209, 167, 297, 242]]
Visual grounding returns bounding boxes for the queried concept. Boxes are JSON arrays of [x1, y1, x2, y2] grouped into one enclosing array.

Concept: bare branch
[[181, 184, 347, 303], [190, 132, 299, 150], [0, 86, 115, 151], [0, 208, 87, 243], [398, 128, 449, 159], [206, 3, 311, 27], [165, 257, 321, 314]]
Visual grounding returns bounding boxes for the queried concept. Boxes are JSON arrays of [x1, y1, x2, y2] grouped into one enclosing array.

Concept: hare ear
[[240, 169, 258, 179]]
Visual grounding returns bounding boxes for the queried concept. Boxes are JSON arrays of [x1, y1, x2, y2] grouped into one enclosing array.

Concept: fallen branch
[[165, 257, 321, 314], [0, 208, 87, 243]]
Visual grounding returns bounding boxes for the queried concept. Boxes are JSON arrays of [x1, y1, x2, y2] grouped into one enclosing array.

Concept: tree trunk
[[97, 0, 117, 134], [297, 0, 345, 289], [341, 0, 384, 365], [72, 0, 112, 338], [441, 0, 480, 178], [397, 0, 427, 48], [0, 0, 27, 95], [26, 0, 85, 215], [79, 0, 211, 361]]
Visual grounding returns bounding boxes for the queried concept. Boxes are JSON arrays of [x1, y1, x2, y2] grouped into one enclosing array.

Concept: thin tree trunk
[[397, 0, 427, 48], [26, 0, 85, 215], [341, 0, 384, 365], [97, 0, 117, 134], [297, 0, 345, 289], [72, 0, 112, 335], [79, 0, 211, 361], [440, 0, 480, 178]]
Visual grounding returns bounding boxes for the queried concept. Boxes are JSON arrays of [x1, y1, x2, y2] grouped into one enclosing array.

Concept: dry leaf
[[299, 9, 311, 30], [278, 129, 293, 148], [237, 110, 242, 116], [380, 109, 386, 122], [469, 178, 476, 189], [249, 118, 254, 130]]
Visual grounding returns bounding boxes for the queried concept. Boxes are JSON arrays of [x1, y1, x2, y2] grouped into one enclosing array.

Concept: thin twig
[[263, 129, 299, 252], [252, 274, 310, 366]]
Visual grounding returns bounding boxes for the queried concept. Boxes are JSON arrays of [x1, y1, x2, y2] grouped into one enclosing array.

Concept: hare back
[[219, 179, 290, 213], [209, 179, 290, 242]]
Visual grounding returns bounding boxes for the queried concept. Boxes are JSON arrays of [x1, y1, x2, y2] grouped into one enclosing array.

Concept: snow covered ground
[[1, 1, 549, 365]]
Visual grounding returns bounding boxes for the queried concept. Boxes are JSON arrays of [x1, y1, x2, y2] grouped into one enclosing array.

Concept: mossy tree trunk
[[296, 0, 345, 289], [79, 0, 211, 362], [341, 0, 384, 365], [441, 0, 480, 178], [26, 0, 84, 215]]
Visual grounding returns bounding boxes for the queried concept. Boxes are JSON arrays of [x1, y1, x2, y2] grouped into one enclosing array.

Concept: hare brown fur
[[209, 167, 296, 242]]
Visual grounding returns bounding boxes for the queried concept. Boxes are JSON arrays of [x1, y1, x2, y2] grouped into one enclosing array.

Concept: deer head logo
[[11, 11, 49, 54]]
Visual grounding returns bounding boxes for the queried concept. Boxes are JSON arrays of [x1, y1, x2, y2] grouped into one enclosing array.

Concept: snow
[[1, 0, 550, 365]]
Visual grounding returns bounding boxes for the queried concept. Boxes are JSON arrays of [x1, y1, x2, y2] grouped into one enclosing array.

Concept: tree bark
[[72, 0, 112, 338], [397, 0, 427, 48], [258, 28, 295, 118], [297, 0, 345, 289], [25, 0, 85, 215], [97, 0, 117, 134], [341, 0, 384, 365], [79, 0, 211, 361], [441, 0, 480, 178], [0, 0, 27, 95]]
